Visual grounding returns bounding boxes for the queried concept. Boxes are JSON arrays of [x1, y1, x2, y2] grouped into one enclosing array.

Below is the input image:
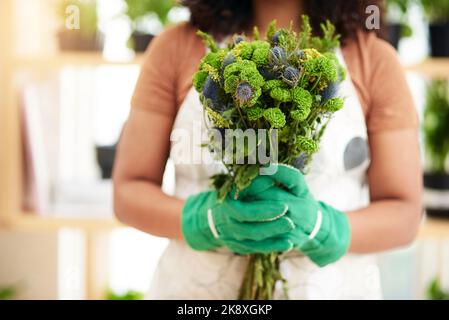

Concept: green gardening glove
[[182, 175, 296, 254], [258, 164, 351, 267]]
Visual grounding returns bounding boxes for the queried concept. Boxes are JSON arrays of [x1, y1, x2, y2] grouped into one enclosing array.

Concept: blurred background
[[0, 0, 449, 300]]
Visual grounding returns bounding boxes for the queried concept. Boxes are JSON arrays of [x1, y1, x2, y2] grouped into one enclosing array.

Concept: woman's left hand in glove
[[260, 164, 351, 267]]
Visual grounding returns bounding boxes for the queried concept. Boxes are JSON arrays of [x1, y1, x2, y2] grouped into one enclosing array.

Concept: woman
[[113, 0, 422, 299]]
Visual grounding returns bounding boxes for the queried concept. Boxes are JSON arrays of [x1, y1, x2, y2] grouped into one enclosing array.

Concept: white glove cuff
[[308, 209, 322, 240], [207, 208, 220, 239]]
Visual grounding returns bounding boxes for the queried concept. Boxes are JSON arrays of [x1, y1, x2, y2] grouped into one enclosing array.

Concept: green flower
[[224, 60, 264, 89], [252, 47, 270, 67], [322, 98, 344, 112], [296, 136, 318, 154], [290, 107, 310, 121], [246, 106, 264, 121], [270, 87, 291, 102], [231, 41, 254, 59], [200, 51, 222, 70], [263, 108, 286, 128], [224, 75, 239, 94], [291, 87, 312, 109], [263, 80, 284, 92], [192, 70, 208, 92], [303, 55, 338, 82]]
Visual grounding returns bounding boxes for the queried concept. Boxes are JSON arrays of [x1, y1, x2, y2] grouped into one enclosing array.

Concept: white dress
[[146, 50, 383, 300]]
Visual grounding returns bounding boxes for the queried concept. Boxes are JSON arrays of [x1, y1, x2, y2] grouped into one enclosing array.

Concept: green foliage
[[192, 16, 346, 300], [0, 286, 17, 300], [386, 0, 414, 37], [427, 278, 449, 300], [423, 80, 449, 173], [420, 0, 449, 23], [125, 0, 175, 26], [106, 289, 144, 300], [58, 0, 98, 36]]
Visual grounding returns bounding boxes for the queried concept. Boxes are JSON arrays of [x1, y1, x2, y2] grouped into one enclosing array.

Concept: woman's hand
[[182, 175, 296, 254]]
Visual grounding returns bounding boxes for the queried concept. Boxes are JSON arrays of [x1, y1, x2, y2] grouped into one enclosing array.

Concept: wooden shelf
[[405, 58, 449, 78], [419, 217, 449, 239], [1, 213, 121, 231], [13, 52, 144, 69]]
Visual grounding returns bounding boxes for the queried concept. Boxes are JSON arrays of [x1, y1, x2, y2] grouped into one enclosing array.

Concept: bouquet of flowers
[[193, 16, 346, 300]]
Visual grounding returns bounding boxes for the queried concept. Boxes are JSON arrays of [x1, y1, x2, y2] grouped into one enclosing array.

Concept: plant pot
[[429, 22, 449, 57], [424, 172, 449, 219], [386, 23, 401, 50], [96, 145, 117, 179], [131, 32, 154, 52], [424, 172, 449, 190], [57, 29, 104, 52]]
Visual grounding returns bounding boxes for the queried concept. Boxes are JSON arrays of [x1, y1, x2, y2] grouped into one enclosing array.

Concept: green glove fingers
[[181, 176, 295, 254], [256, 164, 351, 267], [226, 199, 288, 222]]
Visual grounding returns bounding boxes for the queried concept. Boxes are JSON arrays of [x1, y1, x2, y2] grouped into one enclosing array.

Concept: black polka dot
[[344, 137, 369, 171]]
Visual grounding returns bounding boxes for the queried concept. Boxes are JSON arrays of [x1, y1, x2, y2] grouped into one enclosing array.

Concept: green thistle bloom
[[192, 70, 208, 92], [270, 87, 291, 102], [246, 106, 264, 121], [291, 87, 313, 109], [322, 98, 344, 112], [263, 108, 286, 128], [296, 136, 318, 154]]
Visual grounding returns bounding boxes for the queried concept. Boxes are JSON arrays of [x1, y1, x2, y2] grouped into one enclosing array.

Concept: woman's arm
[[348, 129, 423, 253], [113, 108, 184, 239]]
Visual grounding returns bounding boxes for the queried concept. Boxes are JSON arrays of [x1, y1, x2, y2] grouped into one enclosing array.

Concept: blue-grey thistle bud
[[202, 76, 226, 112], [294, 50, 305, 60], [223, 53, 237, 68], [235, 82, 254, 104], [293, 153, 308, 170], [321, 82, 339, 102], [271, 31, 281, 45], [269, 46, 286, 65], [233, 35, 245, 45], [259, 67, 277, 80], [283, 66, 301, 86]]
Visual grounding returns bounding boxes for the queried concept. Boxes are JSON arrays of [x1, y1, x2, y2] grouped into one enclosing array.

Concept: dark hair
[[181, 0, 384, 45]]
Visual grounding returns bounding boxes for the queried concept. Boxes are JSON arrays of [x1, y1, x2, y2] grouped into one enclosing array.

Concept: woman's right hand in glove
[[181, 176, 295, 254]]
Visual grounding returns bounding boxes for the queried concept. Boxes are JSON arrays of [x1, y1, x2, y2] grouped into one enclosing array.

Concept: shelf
[[13, 52, 144, 69], [405, 58, 449, 78], [1, 213, 121, 231], [418, 217, 449, 239]]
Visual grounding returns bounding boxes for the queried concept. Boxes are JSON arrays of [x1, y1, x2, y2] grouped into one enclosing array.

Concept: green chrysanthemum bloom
[[246, 106, 264, 121], [270, 87, 291, 102], [290, 107, 310, 121], [296, 136, 318, 154], [200, 52, 222, 69], [224, 75, 239, 94], [192, 70, 208, 92], [291, 87, 313, 109], [322, 98, 344, 112], [231, 41, 254, 59], [262, 80, 284, 92], [251, 47, 270, 67], [205, 106, 230, 128], [263, 108, 286, 128], [239, 67, 265, 89], [323, 52, 346, 81], [303, 56, 338, 82]]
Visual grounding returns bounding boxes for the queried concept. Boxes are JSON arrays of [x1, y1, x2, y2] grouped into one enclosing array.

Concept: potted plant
[[385, 0, 413, 49], [56, 0, 104, 52], [420, 0, 449, 57], [124, 0, 176, 52], [423, 80, 449, 218]]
